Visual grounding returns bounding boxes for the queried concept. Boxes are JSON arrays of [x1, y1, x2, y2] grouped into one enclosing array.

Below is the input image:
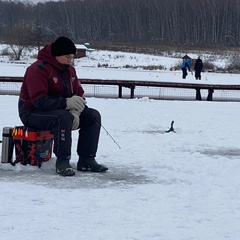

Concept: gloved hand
[[69, 109, 80, 130], [66, 96, 87, 112]]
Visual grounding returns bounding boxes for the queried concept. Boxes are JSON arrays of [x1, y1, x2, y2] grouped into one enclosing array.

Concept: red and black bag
[[12, 126, 53, 167]]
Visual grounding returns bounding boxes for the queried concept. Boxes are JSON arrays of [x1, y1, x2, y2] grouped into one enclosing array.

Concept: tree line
[[0, 0, 240, 48]]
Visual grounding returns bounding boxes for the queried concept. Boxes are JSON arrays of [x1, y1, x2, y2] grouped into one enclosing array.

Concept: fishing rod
[[85, 106, 121, 149]]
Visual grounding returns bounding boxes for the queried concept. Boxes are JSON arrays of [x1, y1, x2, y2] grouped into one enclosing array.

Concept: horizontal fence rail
[[1, 76, 240, 102]]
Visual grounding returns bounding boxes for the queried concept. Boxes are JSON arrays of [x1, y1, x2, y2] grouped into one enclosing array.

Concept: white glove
[[66, 96, 86, 112], [69, 110, 80, 130]]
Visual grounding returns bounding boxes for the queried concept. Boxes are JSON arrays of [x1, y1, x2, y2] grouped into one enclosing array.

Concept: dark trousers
[[195, 70, 201, 80], [181, 68, 188, 79], [21, 107, 101, 160]]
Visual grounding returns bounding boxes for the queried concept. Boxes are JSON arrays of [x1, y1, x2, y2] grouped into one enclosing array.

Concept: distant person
[[18, 36, 108, 176], [194, 56, 203, 80], [181, 59, 192, 79]]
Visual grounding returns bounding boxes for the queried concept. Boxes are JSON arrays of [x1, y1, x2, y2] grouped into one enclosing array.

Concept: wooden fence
[[1, 76, 240, 101]]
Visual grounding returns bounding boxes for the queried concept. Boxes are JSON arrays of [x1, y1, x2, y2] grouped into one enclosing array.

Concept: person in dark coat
[[194, 56, 203, 80], [18, 36, 108, 176], [181, 59, 192, 79]]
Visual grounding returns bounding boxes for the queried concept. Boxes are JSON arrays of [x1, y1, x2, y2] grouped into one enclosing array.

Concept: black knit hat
[[51, 36, 76, 57]]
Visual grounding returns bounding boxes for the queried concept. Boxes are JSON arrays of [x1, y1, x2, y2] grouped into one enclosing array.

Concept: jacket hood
[[37, 44, 69, 71]]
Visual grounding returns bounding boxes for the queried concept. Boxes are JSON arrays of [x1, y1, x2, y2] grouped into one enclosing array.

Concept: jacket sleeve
[[24, 64, 66, 110]]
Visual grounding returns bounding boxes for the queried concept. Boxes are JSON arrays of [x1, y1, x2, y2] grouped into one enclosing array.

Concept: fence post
[[130, 85, 135, 98], [196, 88, 202, 100], [207, 89, 214, 101], [118, 85, 122, 98]]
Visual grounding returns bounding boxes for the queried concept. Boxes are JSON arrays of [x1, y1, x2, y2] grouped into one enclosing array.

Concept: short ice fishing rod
[[85, 105, 121, 149], [165, 120, 176, 133]]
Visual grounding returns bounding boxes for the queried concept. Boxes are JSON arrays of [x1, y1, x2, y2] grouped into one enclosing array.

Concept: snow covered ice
[[1, 97, 240, 240], [1, 48, 240, 239]]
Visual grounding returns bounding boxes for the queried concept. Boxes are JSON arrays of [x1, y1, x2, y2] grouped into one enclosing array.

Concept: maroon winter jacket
[[18, 44, 84, 123]]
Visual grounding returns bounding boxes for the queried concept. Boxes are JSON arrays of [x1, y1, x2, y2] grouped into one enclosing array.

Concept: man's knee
[[81, 108, 101, 126], [90, 109, 101, 122]]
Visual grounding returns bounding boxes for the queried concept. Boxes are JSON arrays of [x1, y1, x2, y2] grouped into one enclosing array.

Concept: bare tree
[[1, 0, 240, 47], [4, 23, 34, 60]]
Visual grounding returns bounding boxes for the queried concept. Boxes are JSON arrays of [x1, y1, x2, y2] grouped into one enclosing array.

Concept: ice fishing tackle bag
[[12, 126, 53, 167]]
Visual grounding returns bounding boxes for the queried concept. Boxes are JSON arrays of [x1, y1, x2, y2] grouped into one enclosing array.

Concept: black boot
[[56, 158, 75, 176], [77, 157, 108, 172]]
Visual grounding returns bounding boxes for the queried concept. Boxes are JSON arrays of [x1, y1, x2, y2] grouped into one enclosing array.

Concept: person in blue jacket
[[181, 59, 192, 79]]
